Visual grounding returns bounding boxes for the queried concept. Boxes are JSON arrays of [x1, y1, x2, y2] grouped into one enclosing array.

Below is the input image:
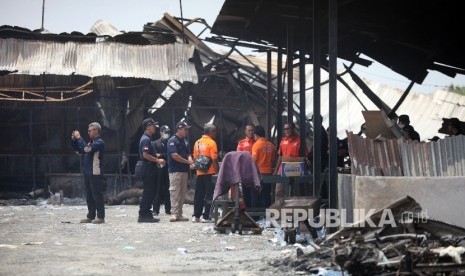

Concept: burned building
[[0, 14, 279, 196]]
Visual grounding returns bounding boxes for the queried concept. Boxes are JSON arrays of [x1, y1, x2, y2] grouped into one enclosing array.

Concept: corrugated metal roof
[[0, 38, 198, 83]]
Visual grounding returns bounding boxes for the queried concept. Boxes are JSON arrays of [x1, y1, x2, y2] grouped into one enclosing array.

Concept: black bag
[[194, 154, 212, 172], [194, 141, 212, 172], [134, 160, 145, 179]]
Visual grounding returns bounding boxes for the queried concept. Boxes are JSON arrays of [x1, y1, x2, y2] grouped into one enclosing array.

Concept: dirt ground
[[0, 199, 297, 276]]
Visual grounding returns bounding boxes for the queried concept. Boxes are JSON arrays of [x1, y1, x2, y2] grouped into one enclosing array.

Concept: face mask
[[162, 133, 170, 140], [399, 123, 405, 129]]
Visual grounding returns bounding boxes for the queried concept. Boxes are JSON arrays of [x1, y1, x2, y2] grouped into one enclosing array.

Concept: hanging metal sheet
[[0, 38, 198, 83]]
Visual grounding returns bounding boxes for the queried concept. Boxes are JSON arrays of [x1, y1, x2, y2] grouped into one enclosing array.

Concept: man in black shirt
[[152, 125, 171, 215]]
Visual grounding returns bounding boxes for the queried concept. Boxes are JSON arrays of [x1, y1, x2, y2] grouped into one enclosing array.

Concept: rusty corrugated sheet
[[347, 131, 465, 176], [0, 38, 198, 83]]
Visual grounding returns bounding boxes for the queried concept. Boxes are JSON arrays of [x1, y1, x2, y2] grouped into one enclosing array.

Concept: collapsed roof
[[210, 0, 465, 84]]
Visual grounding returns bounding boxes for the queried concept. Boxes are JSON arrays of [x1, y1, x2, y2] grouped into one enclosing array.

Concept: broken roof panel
[[211, 0, 465, 84]]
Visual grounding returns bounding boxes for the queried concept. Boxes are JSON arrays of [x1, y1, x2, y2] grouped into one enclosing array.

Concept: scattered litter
[[293, 243, 316, 255], [256, 217, 266, 228], [123, 246, 135, 251], [219, 240, 228, 251], [36, 199, 48, 206], [202, 226, 215, 234], [85, 224, 96, 229], [225, 246, 235, 251], [431, 246, 465, 264], [48, 192, 64, 206], [270, 229, 287, 247], [0, 244, 18, 249], [22, 242, 44, 245], [54, 241, 62, 246], [115, 214, 128, 217], [61, 221, 71, 224], [185, 238, 199, 243], [309, 268, 345, 276], [1, 213, 14, 217], [176, 247, 188, 254]]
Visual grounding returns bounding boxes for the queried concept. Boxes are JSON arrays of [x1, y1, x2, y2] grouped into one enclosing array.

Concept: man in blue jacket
[[71, 122, 105, 224]]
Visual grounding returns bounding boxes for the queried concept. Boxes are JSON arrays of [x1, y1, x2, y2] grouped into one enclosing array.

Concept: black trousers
[[139, 162, 158, 218], [84, 174, 105, 219], [259, 182, 272, 208], [153, 165, 171, 214], [243, 186, 259, 208], [193, 174, 214, 219]]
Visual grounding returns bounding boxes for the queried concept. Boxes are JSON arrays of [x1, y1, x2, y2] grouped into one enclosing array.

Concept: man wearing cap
[[192, 124, 219, 223], [398, 114, 420, 141], [167, 121, 195, 222], [152, 125, 171, 216], [138, 118, 166, 223]]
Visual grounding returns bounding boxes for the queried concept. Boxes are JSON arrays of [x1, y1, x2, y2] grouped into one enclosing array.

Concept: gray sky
[[2, 0, 465, 94]]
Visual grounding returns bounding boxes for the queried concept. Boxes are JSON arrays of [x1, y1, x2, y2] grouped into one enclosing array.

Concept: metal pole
[[299, 8, 306, 157], [30, 109, 36, 195], [328, 0, 338, 213], [266, 50, 272, 138], [277, 44, 284, 144], [41, 0, 45, 31], [287, 24, 294, 124], [313, 0, 322, 197]]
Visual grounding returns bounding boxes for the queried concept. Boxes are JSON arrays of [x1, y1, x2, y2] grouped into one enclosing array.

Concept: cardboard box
[[281, 162, 305, 177]]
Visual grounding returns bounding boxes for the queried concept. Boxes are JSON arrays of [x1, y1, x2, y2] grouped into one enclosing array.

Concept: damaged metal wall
[[347, 131, 465, 177]]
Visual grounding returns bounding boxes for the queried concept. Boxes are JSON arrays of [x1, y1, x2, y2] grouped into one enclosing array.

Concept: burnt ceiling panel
[[211, 0, 465, 84]]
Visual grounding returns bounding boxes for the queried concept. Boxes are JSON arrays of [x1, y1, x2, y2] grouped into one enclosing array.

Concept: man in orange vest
[[192, 124, 219, 223], [251, 125, 276, 208], [274, 122, 308, 203], [235, 123, 256, 207]]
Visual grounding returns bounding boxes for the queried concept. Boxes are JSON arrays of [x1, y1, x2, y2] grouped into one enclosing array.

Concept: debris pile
[[266, 196, 465, 275]]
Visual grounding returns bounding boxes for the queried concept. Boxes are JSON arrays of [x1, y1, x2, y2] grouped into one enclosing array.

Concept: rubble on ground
[[263, 196, 465, 275]]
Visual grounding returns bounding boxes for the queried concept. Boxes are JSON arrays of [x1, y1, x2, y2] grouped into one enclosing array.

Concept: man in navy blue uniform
[[71, 122, 106, 224], [138, 118, 166, 223], [167, 121, 195, 222]]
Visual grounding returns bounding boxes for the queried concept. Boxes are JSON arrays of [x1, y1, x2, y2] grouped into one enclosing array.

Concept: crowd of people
[[71, 114, 464, 224]]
